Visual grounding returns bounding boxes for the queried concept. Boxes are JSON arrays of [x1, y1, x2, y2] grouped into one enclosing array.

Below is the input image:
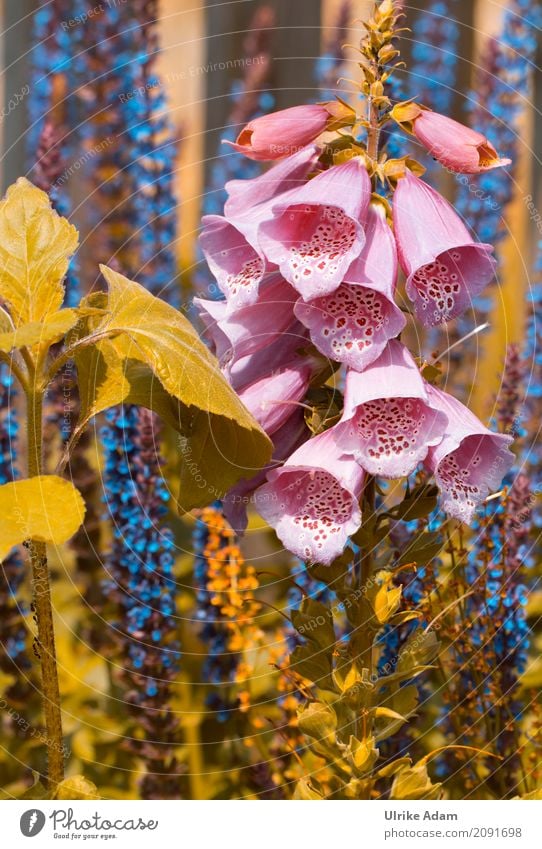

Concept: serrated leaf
[[0, 309, 79, 353], [95, 266, 272, 509], [0, 476, 85, 560], [0, 178, 78, 326]]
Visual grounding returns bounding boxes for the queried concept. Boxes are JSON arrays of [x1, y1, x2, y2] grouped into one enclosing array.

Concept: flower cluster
[[198, 9, 515, 566], [455, 0, 542, 244], [193, 505, 263, 721], [101, 406, 181, 798]]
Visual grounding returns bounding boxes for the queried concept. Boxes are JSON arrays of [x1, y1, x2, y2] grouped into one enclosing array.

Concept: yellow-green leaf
[[298, 701, 337, 743], [349, 735, 379, 773], [0, 305, 14, 334], [75, 339, 131, 427], [0, 179, 78, 326], [0, 309, 79, 353], [95, 266, 273, 509], [374, 579, 402, 624], [54, 775, 100, 800], [390, 760, 442, 800], [0, 476, 85, 560]]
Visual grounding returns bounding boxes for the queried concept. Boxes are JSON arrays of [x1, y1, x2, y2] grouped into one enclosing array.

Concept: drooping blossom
[[200, 147, 319, 311], [334, 340, 448, 478], [239, 357, 314, 435], [258, 157, 371, 300], [223, 410, 309, 533], [254, 427, 365, 565], [393, 171, 496, 325], [194, 273, 298, 366], [224, 144, 320, 218], [294, 204, 406, 370], [227, 321, 310, 391], [199, 214, 267, 312], [392, 103, 511, 174], [225, 102, 353, 161], [424, 384, 515, 523]]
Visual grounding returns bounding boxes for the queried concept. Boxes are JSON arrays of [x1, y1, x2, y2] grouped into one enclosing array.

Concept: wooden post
[[203, 0, 321, 166], [1, 0, 36, 192]]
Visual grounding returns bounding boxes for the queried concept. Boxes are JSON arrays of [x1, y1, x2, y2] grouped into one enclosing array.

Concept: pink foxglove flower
[[393, 172, 496, 325], [294, 204, 406, 370], [228, 321, 309, 391], [239, 357, 313, 436], [335, 340, 448, 478], [392, 104, 511, 174], [194, 273, 297, 366], [223, 410, 309, 533], [200, 147, 319, 311], [254, 427, 365, 565], [199, 214, 267, 312], [424, 384, 514, 523], [224, 144, 320, 218], [258, 158, 371, 300], [224, 103, 352, 161]]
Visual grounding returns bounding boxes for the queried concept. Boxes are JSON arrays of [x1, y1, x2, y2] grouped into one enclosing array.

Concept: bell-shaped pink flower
[[224, 103, 350, 161], [194, 273, 297, 366], [223, 410, 309, 533], [201, 147, 319, 311], [238, 357, 313, 436], [254, 427, 365, 565], [406, 107, 511, 174], [199, 214, 267, 312], [294, 204, 406, 370], [424, 384, 515, 523], [258, 158, 371, 300], [334, 340, 448, 478], [224, 144, 320, 218], [393, 172, 496, 325]]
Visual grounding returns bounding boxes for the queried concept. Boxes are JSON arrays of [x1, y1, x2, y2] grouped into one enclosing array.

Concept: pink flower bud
[[224, 104, 339, 161], [254, 427, 365, 565], [393, 172, 496, 325], [411, 109, 511, 174], [424, 385, 515, 524]]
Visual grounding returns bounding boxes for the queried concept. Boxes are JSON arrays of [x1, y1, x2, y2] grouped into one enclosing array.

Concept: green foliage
[[0, 178, 274, 791], [0, 477, 85, 560]]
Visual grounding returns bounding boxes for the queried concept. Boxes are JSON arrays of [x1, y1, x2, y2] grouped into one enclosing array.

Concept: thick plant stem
[[26, 385, 65, 788], [351, 476, 377, 674]]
